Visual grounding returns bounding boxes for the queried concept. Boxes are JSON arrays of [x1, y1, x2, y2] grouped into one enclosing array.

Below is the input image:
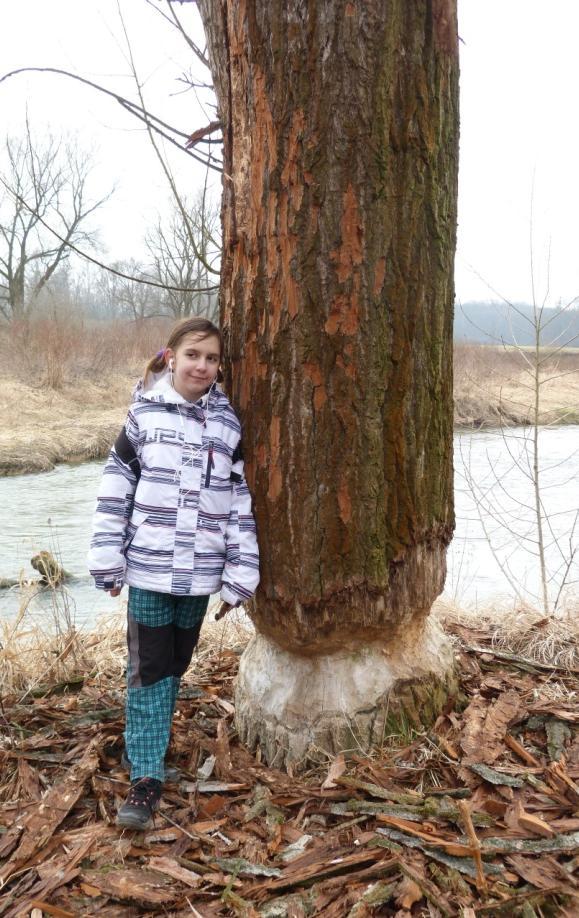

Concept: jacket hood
[[134, 368, 221, 408]]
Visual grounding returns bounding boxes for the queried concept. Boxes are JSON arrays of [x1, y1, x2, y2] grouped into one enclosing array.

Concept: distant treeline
[[454, 301, 579, 348]]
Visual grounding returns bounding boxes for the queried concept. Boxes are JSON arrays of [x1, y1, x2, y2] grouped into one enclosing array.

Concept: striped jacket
[[87, 372, 259, 606]]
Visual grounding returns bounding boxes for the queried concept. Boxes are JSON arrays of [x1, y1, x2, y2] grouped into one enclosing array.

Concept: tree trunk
[[10, 261, 26, 319], [198, 0, 460, 768]]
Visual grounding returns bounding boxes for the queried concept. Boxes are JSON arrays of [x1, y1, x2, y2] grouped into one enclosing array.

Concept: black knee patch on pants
[[127, 618, 174, 688], [127, 615, 205, 688], [172, 622, 204, 678]]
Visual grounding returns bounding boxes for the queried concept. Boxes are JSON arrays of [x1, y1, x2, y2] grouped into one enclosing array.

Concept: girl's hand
[[215, 601, 234, 621], [107, 587, 122, 597]]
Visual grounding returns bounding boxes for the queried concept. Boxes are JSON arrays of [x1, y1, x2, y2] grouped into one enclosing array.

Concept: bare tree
[[95, 258, 165, 322], [146, 191, 220, 321], [0, 121, 111, 319]]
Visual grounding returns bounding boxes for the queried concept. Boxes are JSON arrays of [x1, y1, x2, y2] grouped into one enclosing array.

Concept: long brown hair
[[143, 317, 223, 383]]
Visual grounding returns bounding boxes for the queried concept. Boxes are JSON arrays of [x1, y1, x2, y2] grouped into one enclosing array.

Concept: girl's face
[[166, 333, 221, 402]]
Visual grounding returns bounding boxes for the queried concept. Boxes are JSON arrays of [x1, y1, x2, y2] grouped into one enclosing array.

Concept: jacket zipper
[[205, 440, 215, 487]]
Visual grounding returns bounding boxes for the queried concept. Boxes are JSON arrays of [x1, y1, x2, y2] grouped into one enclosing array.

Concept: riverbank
[[1, 603, 579, 915], [0, 375, 133, 475], [454, 344, 579, 428], [2, 345, 579, 475]]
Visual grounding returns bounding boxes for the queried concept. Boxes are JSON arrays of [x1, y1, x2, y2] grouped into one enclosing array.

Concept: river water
[[1, 425, 578, 627]]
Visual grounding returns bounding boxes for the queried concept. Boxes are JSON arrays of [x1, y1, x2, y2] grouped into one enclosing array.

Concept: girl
[[88, 317, 260, 830]]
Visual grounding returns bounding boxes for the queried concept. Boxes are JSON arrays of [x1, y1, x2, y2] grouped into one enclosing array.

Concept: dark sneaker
[[116, 777, 162, 830], [120, 750, 181, 783]]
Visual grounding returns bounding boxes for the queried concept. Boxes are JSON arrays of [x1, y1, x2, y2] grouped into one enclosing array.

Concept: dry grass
[[435, 594, 579, 671], [0, 592, 254, 699], [0, 375, 133, 474], [0, 315, 174, 473], [453, 342, 579, 427]]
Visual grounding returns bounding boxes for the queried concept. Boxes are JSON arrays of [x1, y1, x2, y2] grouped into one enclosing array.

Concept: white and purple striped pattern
[[88, 376, 259, 606]]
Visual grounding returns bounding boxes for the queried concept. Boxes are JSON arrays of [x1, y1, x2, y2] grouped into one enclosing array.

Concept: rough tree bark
[[198, 0, 460, 769]]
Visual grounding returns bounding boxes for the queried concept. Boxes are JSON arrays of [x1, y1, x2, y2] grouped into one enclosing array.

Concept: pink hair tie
[[156, 348, 167, 359]]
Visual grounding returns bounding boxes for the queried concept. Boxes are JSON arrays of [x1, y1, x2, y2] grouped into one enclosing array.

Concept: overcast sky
[[2, 0, 578, 307]]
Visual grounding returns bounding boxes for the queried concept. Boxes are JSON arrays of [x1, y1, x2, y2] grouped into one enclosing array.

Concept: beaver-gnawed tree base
[[235, 617, 459, 771]]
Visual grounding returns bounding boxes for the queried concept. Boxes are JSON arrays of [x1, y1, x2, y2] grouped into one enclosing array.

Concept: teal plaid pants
[[125, 587, 209, 781]]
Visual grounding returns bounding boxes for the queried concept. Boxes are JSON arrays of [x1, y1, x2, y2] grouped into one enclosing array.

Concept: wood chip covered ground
[[2, 618, 579, 917]]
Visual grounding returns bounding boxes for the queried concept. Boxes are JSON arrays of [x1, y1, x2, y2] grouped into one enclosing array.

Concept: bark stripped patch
[[432, 0, 458, 55], [325, 292, 360, 336], [325, 184, 363, 336], [338, 477, 352, 524], [334, 184, 363, 283], [263, 110, 305, 343], [239, 331, 266, 410], [303, 362, 327, 410], [268, 416, 282, 500], [281, 109, 305, 215]]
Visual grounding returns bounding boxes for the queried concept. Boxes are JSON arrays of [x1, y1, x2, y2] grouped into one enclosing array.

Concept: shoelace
[[127, 780, 159, 812]]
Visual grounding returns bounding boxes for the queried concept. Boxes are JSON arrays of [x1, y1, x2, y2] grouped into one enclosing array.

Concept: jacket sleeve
[[220, 441, 260, 607], [87, 409, 141, 590]]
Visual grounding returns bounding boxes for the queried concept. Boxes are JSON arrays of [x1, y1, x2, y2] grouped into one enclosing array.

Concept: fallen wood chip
[[469, 645, 579, 675], [546, 718, 572, 763], [399, 861, 453, 918], [28, 902, 75, 918], [482, 830, 579, 855], [242, 849, 386, 898], [546, 761, 579, 804], [376, 814, 473, 857], [396, 874, 423, 909], [214, 856, 282, 878], [475, 885, 579, 915], [334, 775, 423, 805], [375, 829, 505, 878], [322, 753, 346, 790], [468, 763, 524, 787], [462, 690, 523, 766], [347, 880, 397, 915], [506, 853, 566, 889], [0, 739, 100, 887], [278, 834, 313, 863], [505, 732, 541, 767], [514, 801, 555, 838], [214, 718, 233, 780], [197, 780, 248, 792], [330, 800, 423, 822], [148, 855, 202, 887], [79, 867, 178, 907]]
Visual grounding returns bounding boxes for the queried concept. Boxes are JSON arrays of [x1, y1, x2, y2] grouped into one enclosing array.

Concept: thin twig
[[458, 799, 487, 895]]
